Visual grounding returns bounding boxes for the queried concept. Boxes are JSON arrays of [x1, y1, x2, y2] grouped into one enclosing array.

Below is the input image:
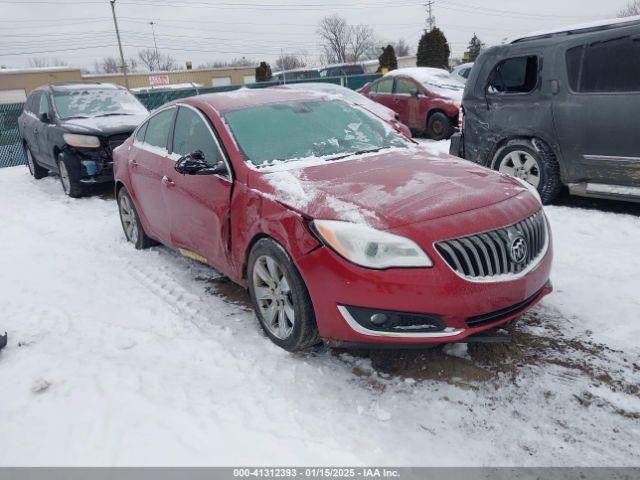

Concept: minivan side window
[[566, 46, 584, 92], [580, 36, 640, 93], [487, 56, 538, 94], [144, 108, 175, 150]]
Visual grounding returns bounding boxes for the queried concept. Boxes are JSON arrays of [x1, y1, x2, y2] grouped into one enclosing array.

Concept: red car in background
[[359, 68, 463, 140], [277, 82, 412, 138], [114, 88, 552, 352]]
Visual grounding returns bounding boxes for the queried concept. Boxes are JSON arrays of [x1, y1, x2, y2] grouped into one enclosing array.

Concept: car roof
[[48, 82, 125, 93], [180, 87, 333, 113], [506, 15, 640, 44]]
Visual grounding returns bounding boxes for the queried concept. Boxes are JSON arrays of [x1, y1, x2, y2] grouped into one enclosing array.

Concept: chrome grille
[[435, 210, 547, 278]]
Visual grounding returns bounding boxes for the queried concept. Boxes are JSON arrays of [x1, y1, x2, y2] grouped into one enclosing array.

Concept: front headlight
[[63, 133, 101, 148], [312, 219, 432, 269]]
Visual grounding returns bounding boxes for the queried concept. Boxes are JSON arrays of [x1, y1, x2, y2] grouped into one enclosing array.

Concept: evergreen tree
[[377, 44, 398, 72], [416, 27, 450, 69], [255, 61, 272, 82], [467, 33, 484, 62]]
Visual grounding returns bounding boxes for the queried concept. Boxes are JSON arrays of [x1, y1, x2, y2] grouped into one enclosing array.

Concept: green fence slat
[[0, 72, 382, 168]]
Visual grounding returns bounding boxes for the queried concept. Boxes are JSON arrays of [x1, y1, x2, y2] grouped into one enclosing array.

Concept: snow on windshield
[[53, 89, 148, 119]]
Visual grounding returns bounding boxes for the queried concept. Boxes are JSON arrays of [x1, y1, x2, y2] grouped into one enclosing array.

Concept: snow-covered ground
[[0, 141, 639, 466]]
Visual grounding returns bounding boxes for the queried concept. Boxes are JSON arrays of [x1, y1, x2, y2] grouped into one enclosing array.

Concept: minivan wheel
[[57, 154, 83, 198], [25, 145, 48, 179], [117, 187, 155, 250], [247, 238, 320, 351], [427, 112, 454, 140], [493, 139, 562, 205]]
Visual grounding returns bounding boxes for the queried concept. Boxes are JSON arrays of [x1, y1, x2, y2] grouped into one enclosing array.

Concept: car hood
[[251, 146, 531, 230], [61, 114, 147, 136]]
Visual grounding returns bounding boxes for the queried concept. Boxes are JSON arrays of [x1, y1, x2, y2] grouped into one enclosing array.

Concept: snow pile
[[0, 149, 639, 466]]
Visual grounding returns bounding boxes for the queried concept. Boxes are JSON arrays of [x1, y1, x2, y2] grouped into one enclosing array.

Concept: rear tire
[[247, 238, 321, 351], [25, 144, 48, 179], [117, 187, 155, 250], [493, 138, 562, 205], [427, 112, 454, 140], [57, 153, 84, 198]]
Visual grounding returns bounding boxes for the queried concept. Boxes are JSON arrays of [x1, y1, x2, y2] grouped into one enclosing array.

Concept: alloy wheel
[[498, 150, 541, 188], [59, 161, 71, 194], [119, 194, 139, 244], [252, 255, 295, 340]]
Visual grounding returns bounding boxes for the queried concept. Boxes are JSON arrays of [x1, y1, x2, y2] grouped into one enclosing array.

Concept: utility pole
[[149, 21, 160, 71], [426, 1, 435, 32], [281, 48, 286, 85], [110, 0, 129, 89]]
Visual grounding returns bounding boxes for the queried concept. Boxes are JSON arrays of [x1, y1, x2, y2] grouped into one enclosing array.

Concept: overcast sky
[[0, 0, 627, 71]]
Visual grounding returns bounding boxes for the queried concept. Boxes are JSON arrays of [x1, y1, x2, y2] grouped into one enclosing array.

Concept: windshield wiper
[[324, 146, 390, 162], [95, 112, 133, 117], [63, 115, 90, 120]]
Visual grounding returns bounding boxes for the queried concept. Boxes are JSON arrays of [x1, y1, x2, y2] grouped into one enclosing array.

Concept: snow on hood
[[61, 114, 148, 135], [252, 145, 530, 230], [385, 68, 464, 102]]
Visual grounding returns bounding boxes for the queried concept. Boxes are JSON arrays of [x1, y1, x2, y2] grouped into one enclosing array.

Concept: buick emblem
[[509, 232, 528, 264]]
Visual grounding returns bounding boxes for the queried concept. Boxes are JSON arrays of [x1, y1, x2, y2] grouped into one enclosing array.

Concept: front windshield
[[223, 99, 410, 167], [53, 89, 148, 119]]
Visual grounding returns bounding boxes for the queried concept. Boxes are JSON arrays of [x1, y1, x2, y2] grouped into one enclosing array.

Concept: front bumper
[[296, 204, 553, 346], [63, 148, 115, 184]]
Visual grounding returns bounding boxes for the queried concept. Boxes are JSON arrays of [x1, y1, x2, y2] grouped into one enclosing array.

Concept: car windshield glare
[[53, 89, 148, 119], [223, 99, 409, 167]]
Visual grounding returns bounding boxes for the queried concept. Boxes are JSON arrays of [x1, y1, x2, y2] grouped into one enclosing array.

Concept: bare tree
[[317, 15, 350, 64], [28, 57, 68, 68], [198, 57, 256, 69], [348, 24, 375, 62], [98, 57, 120, 73], [618, 0, 640, 15], [392, 39, 411, 57], [275, 54, 306, 71], [137, 49, 176, 72]]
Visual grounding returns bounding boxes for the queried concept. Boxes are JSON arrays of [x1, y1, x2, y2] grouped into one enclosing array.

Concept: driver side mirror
[[40, 112, 50, 123], [175, 150, 227, 176]]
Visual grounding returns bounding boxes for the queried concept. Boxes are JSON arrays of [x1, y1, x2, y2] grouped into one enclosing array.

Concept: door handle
[[129, 159, 138, 168], [162, 175, 175, 187]]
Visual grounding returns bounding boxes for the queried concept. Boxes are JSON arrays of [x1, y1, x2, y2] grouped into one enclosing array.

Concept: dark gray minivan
[[450, 18, 640, 204]]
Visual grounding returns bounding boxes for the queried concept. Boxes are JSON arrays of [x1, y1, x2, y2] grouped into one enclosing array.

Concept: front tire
[[247, 238, 320, 351], [427, 112, 454, 140], [117, 187, 155, 250], [57, 153, 84, 198], [493, 138, 562, 205], [25, 144, 48, 179]]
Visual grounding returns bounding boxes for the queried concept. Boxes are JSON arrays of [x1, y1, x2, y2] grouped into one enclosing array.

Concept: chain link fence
[[0, 73, 381, 169]]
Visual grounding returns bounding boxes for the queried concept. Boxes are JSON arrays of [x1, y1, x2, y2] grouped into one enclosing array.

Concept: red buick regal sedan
[[113, 88, 552, 351]]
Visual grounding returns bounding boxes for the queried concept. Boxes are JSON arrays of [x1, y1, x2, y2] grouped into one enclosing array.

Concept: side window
[[172, 106, 222, 166], [580, 36, 640, 93], [565, 46, 584, 92], [487, 56, 538, 94], [39, 94, 50, 117], [144, 108, 174, 150], [395, 78, 418, 95], [135, 121, 148, 142], [25, 92, 39, 114], [461, 68, 471, 79], [374, 78, 394, 94]]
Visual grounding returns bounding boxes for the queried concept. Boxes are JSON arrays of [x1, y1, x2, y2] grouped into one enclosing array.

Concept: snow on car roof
[[506, 15, 640, 43], [185, 87, 335, 113]]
